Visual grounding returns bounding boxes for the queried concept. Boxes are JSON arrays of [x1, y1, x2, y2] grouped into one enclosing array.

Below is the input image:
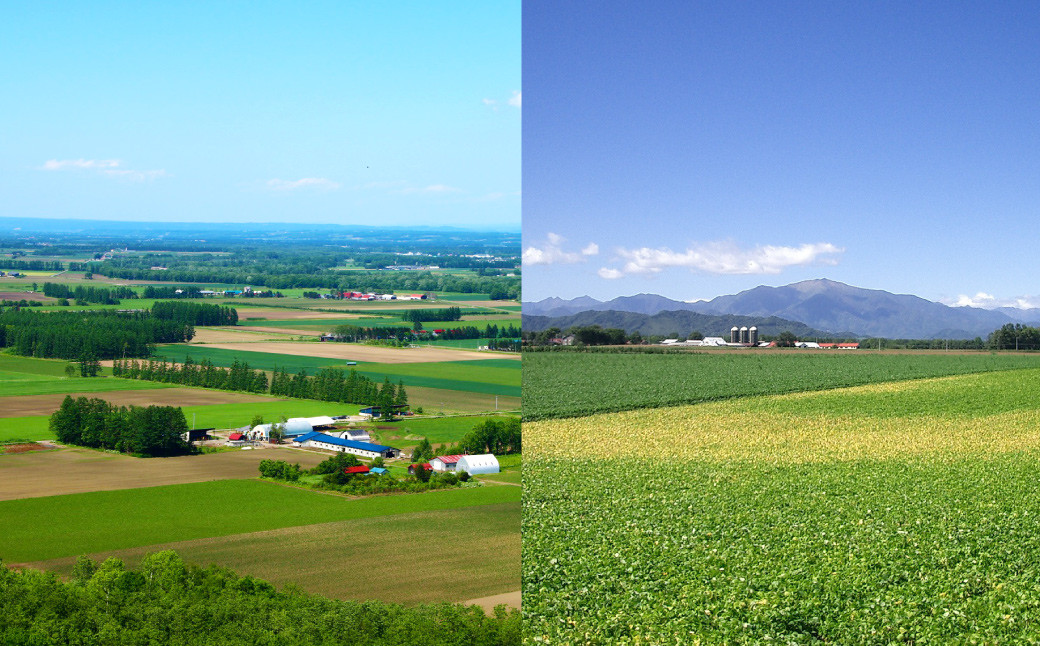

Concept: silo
[[740, 326, 749, 344], [749, 326, 758, 345], [730, 326, 739, 344]]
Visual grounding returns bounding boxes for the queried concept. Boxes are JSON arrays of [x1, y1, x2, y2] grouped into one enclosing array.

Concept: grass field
[[179, 400, 359, 430], [369, 414, 520, 445], [0, 478, 521, 563], [0, 416, 53, 442], [522, 349, 1040, 420], [523, 358, 1040, 642], [24, 502, 520, 606]]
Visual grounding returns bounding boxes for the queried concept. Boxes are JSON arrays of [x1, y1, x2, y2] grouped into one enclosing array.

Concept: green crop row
[[521, 351, 1040, 420]]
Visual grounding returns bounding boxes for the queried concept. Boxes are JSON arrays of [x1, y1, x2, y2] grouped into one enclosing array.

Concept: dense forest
[[49, 396, 191, 457], [987, 323, 1040, 351], [0, 309, 192, 360], [0, 551, 520, 645]]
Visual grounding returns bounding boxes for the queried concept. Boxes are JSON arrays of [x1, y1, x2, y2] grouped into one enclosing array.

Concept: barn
[[456, 454, 500, 475], [430, 455, 464, 472], [292, 431, 400, 459]]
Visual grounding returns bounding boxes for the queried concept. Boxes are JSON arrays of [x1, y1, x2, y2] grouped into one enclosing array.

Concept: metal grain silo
[[749, 326, 758, 345], [740, 326, 749, 344], [730, 326, 739, 344]]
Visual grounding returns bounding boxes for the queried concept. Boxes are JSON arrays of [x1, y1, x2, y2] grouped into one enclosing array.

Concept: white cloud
[[482, 98, 497, 107], [483, 90, 520, 110], [42, 158, 121, 171], [508, 90, 521, 108], [523, 233, 599, 266], [598, 267, 623, 279], [598, 240, 844, 278], [266, 177, 341, 191], [944, 292, 1040, 310], [40, 158, 166, 181]]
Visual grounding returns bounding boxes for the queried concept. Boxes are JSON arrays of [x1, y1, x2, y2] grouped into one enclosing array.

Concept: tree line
[[41, 282, 137, 304], [112, 357, 406, 408], [151, 301, 238, 326], [401, 306, 463, 323], [0, 550, 519, 645], [49, 396, 191, 457], [0, 309, 192, 360], [414, 418, 521, 460]]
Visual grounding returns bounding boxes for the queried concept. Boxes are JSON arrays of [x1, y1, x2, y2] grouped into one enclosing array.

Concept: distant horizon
[[521, 277, 1038, 312], [0, 215, 521, 234]]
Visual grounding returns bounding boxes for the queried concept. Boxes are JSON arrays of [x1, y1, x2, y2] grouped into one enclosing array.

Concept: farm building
[[344, 465, 370, 475], [456, 454, 500, 475], [431, 455, 465, 472], [291, 431, 400, 459], [339, 428, 371, 442], [408, 463, 432, 475], [181, 428, 214, 443], [247, 416, 339, 441]]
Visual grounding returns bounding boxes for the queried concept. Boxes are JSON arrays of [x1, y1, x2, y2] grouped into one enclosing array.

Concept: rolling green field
[[372, 414, 520, 445], [0, 478, 521, 563], [524, 356, 1040, 643], [180, 400, 361, 430], [522, 350, 1040, 420], [0, 416, 54, 442], [153, 345, 520, 397]]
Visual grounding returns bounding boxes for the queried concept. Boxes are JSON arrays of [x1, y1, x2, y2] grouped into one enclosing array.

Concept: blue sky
[[1, 2, 519, 229], [523, 1, 1040, 308]]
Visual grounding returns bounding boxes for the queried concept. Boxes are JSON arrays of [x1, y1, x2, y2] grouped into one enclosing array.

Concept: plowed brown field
[[0, 446, 326, 501]]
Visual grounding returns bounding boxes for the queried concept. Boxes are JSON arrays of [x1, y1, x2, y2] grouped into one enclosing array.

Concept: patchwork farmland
[[0, 233, 521, 621], [523, 350, 1040, 643]]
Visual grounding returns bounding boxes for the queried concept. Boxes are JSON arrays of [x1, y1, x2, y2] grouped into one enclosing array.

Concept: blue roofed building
[[292, 432, 400, 459]]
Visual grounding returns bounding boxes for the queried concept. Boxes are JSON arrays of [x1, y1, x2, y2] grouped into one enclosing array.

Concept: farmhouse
[[292, 431, 400, 459], [456, 454, 500, 475], [430, 454, 465, 472]]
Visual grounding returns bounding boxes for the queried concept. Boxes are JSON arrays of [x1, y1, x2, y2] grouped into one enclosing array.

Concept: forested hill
[[521, 309, 834, 339]]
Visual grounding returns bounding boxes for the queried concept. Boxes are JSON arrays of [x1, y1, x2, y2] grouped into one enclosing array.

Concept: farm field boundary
[[522, 350, 1040, 420], [0, 478, 522, 562], [22, 502, 520, 607]]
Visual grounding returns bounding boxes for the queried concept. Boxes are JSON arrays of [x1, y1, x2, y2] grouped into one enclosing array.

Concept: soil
[[0, 388, 283, 418]]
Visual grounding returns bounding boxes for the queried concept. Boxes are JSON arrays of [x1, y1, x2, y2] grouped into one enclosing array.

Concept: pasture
[[0, 478, 521, 562], [523, 359, 1040, 643], [522, 349, 1040, 420], [23, 502, 520, 606]]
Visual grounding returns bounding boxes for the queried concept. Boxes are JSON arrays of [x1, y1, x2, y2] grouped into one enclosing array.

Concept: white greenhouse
[[455, 454, 500, 475]]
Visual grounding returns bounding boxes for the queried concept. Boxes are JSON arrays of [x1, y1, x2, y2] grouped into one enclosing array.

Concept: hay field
[[0, 446, 327, 501], [194, 341, 516, 364], [23, 502, 520, 606], [0, 388, 280, 418], [188, 327, 302, 343]]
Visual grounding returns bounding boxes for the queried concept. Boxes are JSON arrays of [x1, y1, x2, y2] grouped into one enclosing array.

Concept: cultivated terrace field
[[523, 351, 1040, 643]]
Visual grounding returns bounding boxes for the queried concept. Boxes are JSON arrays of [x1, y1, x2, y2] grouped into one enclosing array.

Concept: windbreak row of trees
[[49, 396, 190, 457], [0, 258, 64, 271], [0, 309, 192, 360], [987, 324, 1040, 351], [112, 357, 405, 408], [0, 551, 520, 645], [401, 306, 463, 323], [41, 282, 137, 304], [151, 301, 238, 326], [452, 418, 521, 456]]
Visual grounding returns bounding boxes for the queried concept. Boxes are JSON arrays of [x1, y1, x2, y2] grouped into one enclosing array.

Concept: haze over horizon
[[2, 2, 520, 229], [523, 2, 1040, 311]]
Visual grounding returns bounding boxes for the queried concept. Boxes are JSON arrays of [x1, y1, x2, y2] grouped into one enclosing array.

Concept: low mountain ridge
[[523, 279, 1037, 339]]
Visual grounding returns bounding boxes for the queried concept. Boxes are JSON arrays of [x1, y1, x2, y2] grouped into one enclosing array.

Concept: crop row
[[521, 351, 1040, 420]]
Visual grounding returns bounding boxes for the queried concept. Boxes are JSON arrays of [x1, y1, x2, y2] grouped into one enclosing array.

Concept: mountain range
[[522, 279, 1040, 339]]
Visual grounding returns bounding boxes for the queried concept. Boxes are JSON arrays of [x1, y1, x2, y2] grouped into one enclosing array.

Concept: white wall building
[[456, 454, 500, 475]]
